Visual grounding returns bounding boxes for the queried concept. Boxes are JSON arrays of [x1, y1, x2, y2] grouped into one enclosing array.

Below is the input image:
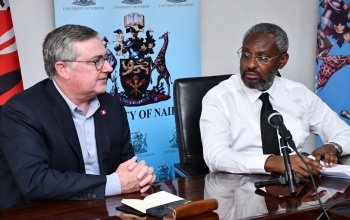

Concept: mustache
[[242, 69, 262, 77], [241, 69, 269, 84], [242, 68, 261, 75]]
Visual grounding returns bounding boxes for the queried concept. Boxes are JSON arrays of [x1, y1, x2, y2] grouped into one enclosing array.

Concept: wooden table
[[1, 173, 350, 219]]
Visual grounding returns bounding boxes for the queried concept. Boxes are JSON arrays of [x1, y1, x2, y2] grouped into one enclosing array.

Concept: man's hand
[[311, 144, 338, 167], [116, 156, 156, 194], [264, 154, 324, 178]]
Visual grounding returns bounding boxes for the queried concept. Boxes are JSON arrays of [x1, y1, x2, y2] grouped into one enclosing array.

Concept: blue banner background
[[316, 0, 350, 145], [54, 0, 201, 180]]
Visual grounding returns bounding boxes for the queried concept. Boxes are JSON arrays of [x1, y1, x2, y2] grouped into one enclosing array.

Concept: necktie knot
[[259, 93, 270, 103]]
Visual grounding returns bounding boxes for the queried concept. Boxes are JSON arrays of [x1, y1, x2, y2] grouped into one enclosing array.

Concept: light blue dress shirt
[[53, 80, 121, 196]]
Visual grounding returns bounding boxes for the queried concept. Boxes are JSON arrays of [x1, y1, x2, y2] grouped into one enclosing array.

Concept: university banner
[[54, 0, 201, 181], [0, 0, 24, 105], [316, 0, 350, 145]]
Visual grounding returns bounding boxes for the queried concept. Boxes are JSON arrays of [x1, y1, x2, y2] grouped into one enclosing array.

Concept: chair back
[[173, 74, 232, 175]]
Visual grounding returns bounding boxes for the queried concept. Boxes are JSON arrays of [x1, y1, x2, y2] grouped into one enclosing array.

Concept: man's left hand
[[311, 144, 339, 167]]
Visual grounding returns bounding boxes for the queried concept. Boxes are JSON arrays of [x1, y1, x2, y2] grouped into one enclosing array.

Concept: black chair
[[173, 74, 232, 177]]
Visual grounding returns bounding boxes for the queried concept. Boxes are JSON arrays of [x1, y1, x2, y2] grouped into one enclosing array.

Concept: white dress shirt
[[200, 73, 350, 174]]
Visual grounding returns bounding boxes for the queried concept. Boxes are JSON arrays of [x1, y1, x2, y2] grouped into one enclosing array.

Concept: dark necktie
[[259, 93, 280, 155]]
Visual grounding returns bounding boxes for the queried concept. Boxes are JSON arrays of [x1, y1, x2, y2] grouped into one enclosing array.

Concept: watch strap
[[325, 142, 343, 156]]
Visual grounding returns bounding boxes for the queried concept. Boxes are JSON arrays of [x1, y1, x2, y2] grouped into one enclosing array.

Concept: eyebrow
[[242, 48, 272, 56], [81, 50, 109, 61], [88, 54, 105, 60]]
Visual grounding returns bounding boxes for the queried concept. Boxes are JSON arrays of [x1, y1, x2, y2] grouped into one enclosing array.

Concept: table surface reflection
[[1, 173, 350, 220]]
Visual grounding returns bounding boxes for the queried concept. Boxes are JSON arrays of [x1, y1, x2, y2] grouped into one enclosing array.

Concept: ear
[[278, 53, 289, 69], [55, 61, 70, 79]]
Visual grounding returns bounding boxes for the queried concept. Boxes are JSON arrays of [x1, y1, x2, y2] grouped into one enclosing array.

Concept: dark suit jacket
[[0, 79, 134, 208]]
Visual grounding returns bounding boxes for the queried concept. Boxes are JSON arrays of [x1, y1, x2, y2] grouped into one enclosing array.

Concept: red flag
[[0, 3, 24, 105]]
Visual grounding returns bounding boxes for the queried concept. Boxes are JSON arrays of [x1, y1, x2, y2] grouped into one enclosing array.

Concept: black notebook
[[116, 191, 188, 218]]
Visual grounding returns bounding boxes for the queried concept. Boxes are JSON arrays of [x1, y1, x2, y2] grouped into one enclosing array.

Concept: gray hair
[[243, 23, 289, 54], [42, 24, 98, 79]]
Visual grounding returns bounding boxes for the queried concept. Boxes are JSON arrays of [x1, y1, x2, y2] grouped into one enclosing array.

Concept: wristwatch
[[325, 142, 343, 156]]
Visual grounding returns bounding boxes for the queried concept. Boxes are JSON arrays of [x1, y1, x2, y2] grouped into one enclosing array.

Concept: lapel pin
[[100, 110, 107, 115]]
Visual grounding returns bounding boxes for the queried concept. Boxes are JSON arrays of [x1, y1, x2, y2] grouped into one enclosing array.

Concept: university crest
[[111, 12, 172, 106], [119, 57, 153, 105]]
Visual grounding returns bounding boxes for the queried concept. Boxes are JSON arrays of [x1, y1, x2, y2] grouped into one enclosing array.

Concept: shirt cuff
[[105, 172, 121, 196], [247, 154, 271, 174]]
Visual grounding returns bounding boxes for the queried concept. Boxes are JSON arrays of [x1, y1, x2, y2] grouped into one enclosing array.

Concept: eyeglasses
[[237, 47, 280, 65], [63, 53, 114, 70]]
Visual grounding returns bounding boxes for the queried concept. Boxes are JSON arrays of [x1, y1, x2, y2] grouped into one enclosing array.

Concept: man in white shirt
[[200, 23, 350, 178]]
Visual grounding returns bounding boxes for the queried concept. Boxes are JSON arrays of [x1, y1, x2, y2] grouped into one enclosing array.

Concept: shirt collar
[[240, 74, 282, 104], [52, 79, 100, 117]]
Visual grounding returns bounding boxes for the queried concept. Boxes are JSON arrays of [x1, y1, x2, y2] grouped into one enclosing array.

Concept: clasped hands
[[117, 156, 156, 194], [266, 144, 339, 178]]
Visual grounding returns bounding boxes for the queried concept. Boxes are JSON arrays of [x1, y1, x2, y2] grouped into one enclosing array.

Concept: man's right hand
[[116, 156, 156, 194], [264, 154, 324, 178]]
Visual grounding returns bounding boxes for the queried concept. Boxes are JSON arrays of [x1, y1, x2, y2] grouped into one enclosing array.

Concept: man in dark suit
[[0, 24, 156, 209]]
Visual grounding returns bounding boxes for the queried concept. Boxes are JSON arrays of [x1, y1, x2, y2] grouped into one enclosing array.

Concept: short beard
[[240, 67, 278, 91]]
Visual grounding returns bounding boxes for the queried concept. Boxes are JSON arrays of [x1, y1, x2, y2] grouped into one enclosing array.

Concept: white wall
[[10, 0, 318, 152], [11, 0, 54, 88]]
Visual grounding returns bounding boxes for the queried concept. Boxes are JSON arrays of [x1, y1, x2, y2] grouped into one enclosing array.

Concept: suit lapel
[[94, 100, 109, 175], [45, 80, 85, 170]]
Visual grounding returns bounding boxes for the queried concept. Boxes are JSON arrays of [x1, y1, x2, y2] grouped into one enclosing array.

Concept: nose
[[103, 60, 114, 72], [245, 56, 259, 69]]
